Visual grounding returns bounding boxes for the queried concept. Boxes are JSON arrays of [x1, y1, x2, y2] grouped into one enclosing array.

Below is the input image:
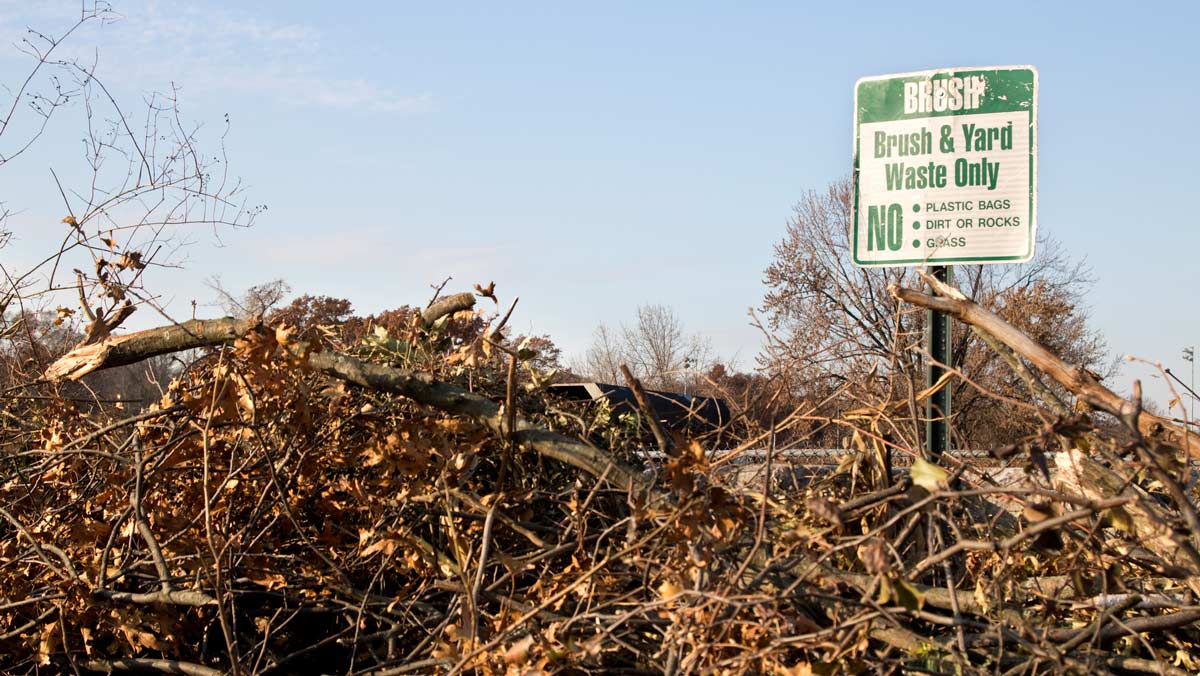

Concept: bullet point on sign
[[912, 239, 920, 248], [912, 204, 920, 212], [912, 221, 920, 230]]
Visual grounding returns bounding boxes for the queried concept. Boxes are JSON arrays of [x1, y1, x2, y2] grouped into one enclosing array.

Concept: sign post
[[852, 66, 1038, 457], [926, 266, 952, 457]]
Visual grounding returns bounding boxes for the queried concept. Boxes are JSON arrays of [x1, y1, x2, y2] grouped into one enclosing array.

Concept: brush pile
[[2, 279, 1199, 676]]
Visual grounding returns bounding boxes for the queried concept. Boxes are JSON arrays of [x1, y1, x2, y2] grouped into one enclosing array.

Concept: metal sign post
[[926, 265, 952, 458]]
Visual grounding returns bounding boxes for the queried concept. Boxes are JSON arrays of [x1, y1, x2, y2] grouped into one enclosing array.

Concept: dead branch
[[306, 351, 646, 492], [1047, 607, 1200, 643], [1104, 656, 1192, 676], [92, 589, 216, 607], [890, 276, 1200, 454], [45, 317, 256, 381], [17, 278, 1200, 674], [83, 658, 223, 676]]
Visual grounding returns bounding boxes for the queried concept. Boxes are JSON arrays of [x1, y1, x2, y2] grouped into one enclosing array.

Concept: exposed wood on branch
[[45, 317, 256, 381], [421, 292, 475, 327], [92, 589, 216, 607], [82, 300, 137, 345], [1054, 447, 1200, 576]]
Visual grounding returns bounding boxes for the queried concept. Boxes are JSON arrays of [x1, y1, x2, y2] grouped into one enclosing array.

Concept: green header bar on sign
[[856, 68, 1035, 124]]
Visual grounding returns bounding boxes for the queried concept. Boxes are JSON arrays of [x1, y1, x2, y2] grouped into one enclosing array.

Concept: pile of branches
[[2, 278, 1200, 675]]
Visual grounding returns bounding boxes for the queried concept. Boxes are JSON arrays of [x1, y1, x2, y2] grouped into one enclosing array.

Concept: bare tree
[[207, 277, 292, 318], [576, 323, 625, 384], [577, 304, 711, 391], [620, 304, 711, 390]]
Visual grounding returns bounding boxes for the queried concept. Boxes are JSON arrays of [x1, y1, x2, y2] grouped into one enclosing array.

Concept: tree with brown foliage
[[762, 177, 1110, 449]]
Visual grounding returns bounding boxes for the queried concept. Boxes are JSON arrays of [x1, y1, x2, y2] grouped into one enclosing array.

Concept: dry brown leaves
[[2, 300, 1200, 675]]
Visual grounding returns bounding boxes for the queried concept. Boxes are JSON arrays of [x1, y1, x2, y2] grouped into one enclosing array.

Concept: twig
[[1056, 593, 1141, 652], [910, 497, 1133, 577], [0, 607, 58, 641], [1047, 608, 1200, 643], [620, 363, 675, 457], [492, 297, 519, 337], [468, 503, 498, 649], [1104, 656, 1191, 676]]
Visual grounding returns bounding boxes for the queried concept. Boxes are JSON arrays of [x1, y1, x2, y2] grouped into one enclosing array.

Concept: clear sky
[[2, 1, 1198, 408]]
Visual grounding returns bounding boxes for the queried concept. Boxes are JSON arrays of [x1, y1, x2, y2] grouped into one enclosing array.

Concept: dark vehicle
[[548, 382, 730, 435]]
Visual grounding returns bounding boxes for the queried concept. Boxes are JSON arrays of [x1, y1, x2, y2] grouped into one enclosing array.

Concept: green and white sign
[[852, 66, 1038, 267]]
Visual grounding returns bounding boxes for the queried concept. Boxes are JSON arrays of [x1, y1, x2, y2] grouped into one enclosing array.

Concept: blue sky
[[2, 1, 1198, 408]]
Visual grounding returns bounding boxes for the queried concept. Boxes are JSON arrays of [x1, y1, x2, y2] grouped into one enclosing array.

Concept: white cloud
[[135, 7, 320, 46], [298, 80, 433, 114], [176, 65, 434, 114], [0, 1, 431, 115]]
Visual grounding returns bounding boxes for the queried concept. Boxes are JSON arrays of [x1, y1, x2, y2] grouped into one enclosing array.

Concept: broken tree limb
[[44, 317, 256, 381], [92, 589, 216, 607], [421, 292, 475, 328], [897, 275, 1200, 575], [889, 277, 1200, 455], [43, 317, 648, 493], [972, 326, 1071, 417], [1054, 447, 1200, 576]]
